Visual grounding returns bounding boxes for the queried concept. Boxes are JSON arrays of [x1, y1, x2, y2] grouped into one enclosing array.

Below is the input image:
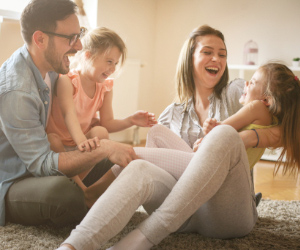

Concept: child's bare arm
[[56, 76, 87, 149], [202, 101, 268, 136], [197, 101, 271, 151], [239, 126, 281, 149], [99, 90, 157, 132], [221, 100, 271, 131]]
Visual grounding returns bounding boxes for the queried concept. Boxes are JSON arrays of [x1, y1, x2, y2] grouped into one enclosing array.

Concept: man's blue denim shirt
[[0, 45, 61, 226]]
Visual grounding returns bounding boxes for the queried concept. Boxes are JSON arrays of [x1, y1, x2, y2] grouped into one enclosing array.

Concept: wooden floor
[[253, 160, 300, 201]]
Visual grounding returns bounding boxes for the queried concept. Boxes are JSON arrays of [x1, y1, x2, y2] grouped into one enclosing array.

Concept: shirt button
[[44, 101, 48, 105]]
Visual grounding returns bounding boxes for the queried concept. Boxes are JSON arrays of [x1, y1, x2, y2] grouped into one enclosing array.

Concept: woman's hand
[[203, 118, 220, 135], [131, 110, 157, 127], [78, 137, 100, 152]]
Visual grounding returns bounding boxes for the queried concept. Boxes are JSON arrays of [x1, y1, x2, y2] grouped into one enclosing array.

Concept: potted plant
[[292, 57, 300, 67]]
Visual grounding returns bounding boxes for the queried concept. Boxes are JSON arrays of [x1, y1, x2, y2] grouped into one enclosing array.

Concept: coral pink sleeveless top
[[46, 70, 113, 146]]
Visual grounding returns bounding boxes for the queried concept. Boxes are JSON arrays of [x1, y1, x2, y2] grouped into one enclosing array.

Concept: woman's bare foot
[[108, 229, 153, 250], [56, 243, 76, 250]]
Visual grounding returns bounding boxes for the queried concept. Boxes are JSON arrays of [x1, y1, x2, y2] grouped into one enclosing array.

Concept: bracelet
[[251, 129, 259, 148]]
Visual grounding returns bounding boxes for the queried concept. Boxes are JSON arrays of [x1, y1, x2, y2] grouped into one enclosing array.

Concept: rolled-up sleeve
[[0, 91, 59, 176]]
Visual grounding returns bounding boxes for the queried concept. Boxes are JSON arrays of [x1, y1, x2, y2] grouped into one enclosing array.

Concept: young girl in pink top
[[46, 27, 156, 197]]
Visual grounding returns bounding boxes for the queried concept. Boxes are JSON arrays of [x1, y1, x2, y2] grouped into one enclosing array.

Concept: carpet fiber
[[0, 199, 299, 250]]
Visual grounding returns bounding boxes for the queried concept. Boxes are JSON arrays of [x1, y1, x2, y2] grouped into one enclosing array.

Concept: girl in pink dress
[[46, 27, 157, 203]]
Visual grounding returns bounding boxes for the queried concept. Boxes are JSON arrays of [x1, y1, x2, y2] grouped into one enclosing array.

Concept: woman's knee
[[122, 159, 152, 175], [119, 160, 161, 185], [213, 124, 237, 135], [146, 124, 168, 143], [209, 125, 241, 144], [152, 124, 167, 132], [147, 124, 165, 136], [121, 159, 176, 189]]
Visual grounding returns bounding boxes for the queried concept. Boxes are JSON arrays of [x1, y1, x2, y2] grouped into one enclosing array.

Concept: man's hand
[[100, 139, 138, 167]]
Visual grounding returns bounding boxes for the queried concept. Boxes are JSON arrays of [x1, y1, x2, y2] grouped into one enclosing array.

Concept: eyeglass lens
[[69, 28, 86, 46]]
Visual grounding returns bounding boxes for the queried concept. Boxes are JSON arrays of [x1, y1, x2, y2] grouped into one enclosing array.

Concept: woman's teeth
[[205, 67, 219, 74]]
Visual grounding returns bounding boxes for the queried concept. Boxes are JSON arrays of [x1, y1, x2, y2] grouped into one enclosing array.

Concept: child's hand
[[78, 137, 100, 152], [203, 118, 220, 135], [131, 110, 157, 127], [193, 138, 204, 152]]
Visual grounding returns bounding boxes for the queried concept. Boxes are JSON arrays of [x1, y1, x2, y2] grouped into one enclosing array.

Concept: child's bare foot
[[83, 173, 115, 208], [84, 187, 100, 208]]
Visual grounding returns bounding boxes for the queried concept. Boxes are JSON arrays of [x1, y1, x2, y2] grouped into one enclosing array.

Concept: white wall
[[97, 0, 157, 139], [152, 0, 300, 115], [1, 0, 300, 142], [93, 0, 300, 141], [0, 0, 29, 63], [82, 0, 98, 28], [0, 1, 29, 12], [0, 21, 23, 64]]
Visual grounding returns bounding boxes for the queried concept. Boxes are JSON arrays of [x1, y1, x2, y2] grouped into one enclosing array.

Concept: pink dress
[[46, 70, 113, 146]]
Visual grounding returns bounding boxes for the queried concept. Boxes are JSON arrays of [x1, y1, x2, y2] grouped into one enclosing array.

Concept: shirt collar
[[20, 45, 48, 92], [188, 91, 215, 112]]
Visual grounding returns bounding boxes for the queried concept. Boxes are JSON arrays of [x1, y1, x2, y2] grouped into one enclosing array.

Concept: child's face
[[239, 69, 266, 105], [88, 46, 121, 83]]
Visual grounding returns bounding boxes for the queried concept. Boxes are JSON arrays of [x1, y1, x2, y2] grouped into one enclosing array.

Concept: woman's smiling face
[[192, 35, 227, 91]]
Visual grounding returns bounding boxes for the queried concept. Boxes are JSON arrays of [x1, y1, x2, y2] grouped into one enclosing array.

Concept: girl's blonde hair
[[71, 27, 127, 70], [260, 63, 300, 176], [175, 25, 229, 109]]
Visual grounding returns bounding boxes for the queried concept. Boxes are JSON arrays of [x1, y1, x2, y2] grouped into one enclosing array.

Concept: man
[[0, 0, 137, 227]]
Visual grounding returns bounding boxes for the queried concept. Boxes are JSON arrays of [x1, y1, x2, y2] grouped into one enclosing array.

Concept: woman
[[57, 25, 281, 250], [158, 25, 243, 148]]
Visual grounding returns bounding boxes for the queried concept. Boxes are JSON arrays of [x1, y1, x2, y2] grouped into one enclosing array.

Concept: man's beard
[[44, 40, 76, 74]]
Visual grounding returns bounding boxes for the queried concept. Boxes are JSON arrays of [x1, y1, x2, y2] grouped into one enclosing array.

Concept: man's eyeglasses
[[42, 27, 87, 46]]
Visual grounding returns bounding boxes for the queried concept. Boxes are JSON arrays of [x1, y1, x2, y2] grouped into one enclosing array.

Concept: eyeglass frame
[[42, 27, 86, 46]]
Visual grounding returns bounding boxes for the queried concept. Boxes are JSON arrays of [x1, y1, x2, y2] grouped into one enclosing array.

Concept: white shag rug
[[0, 199, 299, 250]]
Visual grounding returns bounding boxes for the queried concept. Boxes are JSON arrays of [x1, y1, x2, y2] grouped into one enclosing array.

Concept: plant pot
[[292, 61, 300, 67]]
